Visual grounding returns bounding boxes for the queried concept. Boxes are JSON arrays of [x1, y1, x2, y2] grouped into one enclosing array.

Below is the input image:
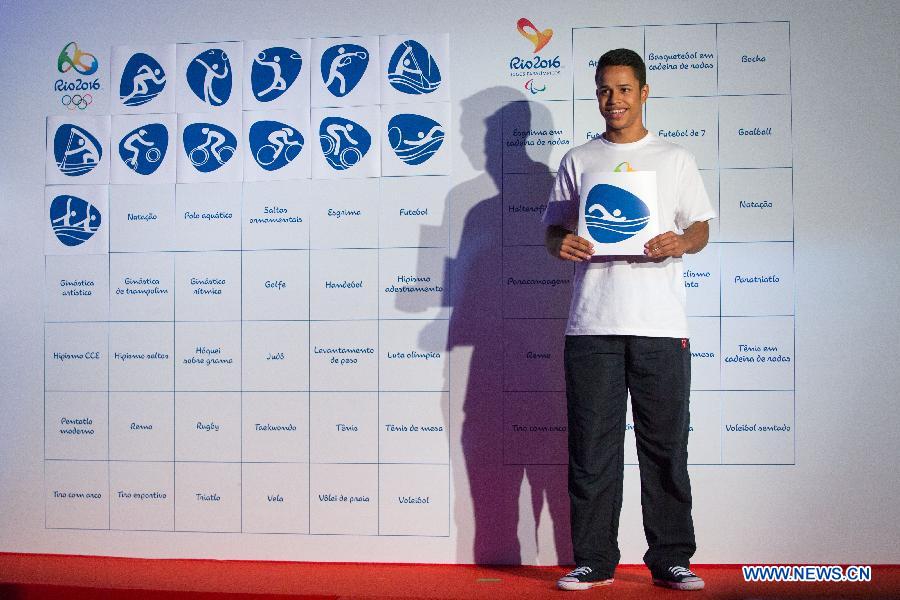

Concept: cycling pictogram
[[183, 122, 237, 173], [318, 116, 370, 170], [249, 120, 304, 171], [118, 123, 168, 175]]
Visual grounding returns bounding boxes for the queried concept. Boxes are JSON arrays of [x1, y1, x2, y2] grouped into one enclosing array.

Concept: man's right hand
[[546, 225, 594, 262]]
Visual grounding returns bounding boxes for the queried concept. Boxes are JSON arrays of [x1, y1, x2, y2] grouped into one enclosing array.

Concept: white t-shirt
[[542, 132, 716, 338]]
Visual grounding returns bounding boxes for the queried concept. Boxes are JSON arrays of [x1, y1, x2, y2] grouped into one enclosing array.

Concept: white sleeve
[[541, 153, 580, 232], [674, 151, 716, 230]]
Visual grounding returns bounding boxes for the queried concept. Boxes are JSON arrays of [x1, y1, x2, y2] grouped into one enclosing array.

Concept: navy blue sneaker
[[557, 566, 614, 591], [652, 566, 705, 590]]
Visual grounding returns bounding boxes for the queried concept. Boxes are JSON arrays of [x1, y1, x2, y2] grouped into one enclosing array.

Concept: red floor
[[1, 554, 898, 599]]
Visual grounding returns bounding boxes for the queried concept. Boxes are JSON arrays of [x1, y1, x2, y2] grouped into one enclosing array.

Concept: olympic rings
[[61, 93, 93, 111]]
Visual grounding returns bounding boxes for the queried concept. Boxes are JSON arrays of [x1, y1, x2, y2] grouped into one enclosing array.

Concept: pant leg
[[564, 335, 628, 575], [625, 336, 696, 571]]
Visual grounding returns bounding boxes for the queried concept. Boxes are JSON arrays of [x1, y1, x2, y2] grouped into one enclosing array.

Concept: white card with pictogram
[[578, 169, 660, 256]]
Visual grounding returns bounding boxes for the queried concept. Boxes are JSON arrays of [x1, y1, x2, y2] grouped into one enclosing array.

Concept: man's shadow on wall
[[403, 86, 572, 564]]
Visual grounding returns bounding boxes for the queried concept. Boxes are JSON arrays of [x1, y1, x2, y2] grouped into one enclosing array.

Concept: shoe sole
[[652, 578, 705, 591], [557, 578, 614, 591]]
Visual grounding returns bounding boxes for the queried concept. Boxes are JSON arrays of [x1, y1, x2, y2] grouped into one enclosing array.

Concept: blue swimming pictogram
[[54, 124, 102, 177], [183, 123, 237, 173], [320, 44, 369, 97], [118, 123, 168, 175], [318, 116, 370, 170], [387, 113, 444, 165], [584, 184, 650, 243], [120, 53, 166, 107], [249, 120, 304, 171], [387, 40, 441, 95], [251, 46, 302, 102], [186, 49, 232, 106], [50, 194, 102, 246]]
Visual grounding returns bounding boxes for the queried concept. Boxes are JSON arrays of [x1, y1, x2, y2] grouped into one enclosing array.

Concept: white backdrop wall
[[1, 0, 898, 565]]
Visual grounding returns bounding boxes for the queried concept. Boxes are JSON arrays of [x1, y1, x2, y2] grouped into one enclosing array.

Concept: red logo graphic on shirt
[[681, 339, 688, 349]]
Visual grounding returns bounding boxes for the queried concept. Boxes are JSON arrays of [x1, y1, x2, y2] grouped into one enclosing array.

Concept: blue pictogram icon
[[583, 184, 650, 243], [118, 123, 168, 175], [183, 123, 237, 173], [249, 120, 304, 171], [318, 116, 370, 170], [320, 43, 369, 97], [50, 194, 102, 246], [387, 113, 444, 165], [186, 48, 232, 106], [251, 46, 302, 102], [120, 52, 166, 107], [54, 124, 102, 177], [387, 40, 441, 95]]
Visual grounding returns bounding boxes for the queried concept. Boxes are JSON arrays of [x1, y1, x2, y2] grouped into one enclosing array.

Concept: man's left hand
[[644, 221, 710, 258], [644, 231, 688, 258]]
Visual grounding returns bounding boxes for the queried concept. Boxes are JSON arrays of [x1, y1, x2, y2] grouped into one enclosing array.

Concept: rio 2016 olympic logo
[[50, 194, 102, 247], [182, 123, 237, 173], [387, 113, 444, 166], [55, 42, 102, 100], [120, 52, 166, 107], [320, 44, 369, 97], [61, 93, 93, 110], [58, 42, 98, 75], [54, 124, 102, 177], [251, 47, 303, 102], [249, 120, 304, 171], [318, 116, 370, 170], [387, 40, 441, 95], [186, 49, 232, 106], [118, 123, 168, 175]]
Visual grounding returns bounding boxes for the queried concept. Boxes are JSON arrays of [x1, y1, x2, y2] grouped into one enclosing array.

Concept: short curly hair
[[594, 48, 646, 89]]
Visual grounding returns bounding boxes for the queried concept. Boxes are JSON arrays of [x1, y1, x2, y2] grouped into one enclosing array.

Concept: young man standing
[[543, 49, 715, 591]]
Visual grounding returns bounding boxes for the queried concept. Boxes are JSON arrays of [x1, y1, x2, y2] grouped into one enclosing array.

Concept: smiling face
[[595, 65, 649, 141]]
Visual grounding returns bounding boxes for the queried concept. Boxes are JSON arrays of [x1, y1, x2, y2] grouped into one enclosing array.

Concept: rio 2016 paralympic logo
[[509, 18, 559, 94], [55, 42, 101, 109]]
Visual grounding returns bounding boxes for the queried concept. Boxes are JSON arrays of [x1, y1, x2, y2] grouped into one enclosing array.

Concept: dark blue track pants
[[564, 334, 696, 577]]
